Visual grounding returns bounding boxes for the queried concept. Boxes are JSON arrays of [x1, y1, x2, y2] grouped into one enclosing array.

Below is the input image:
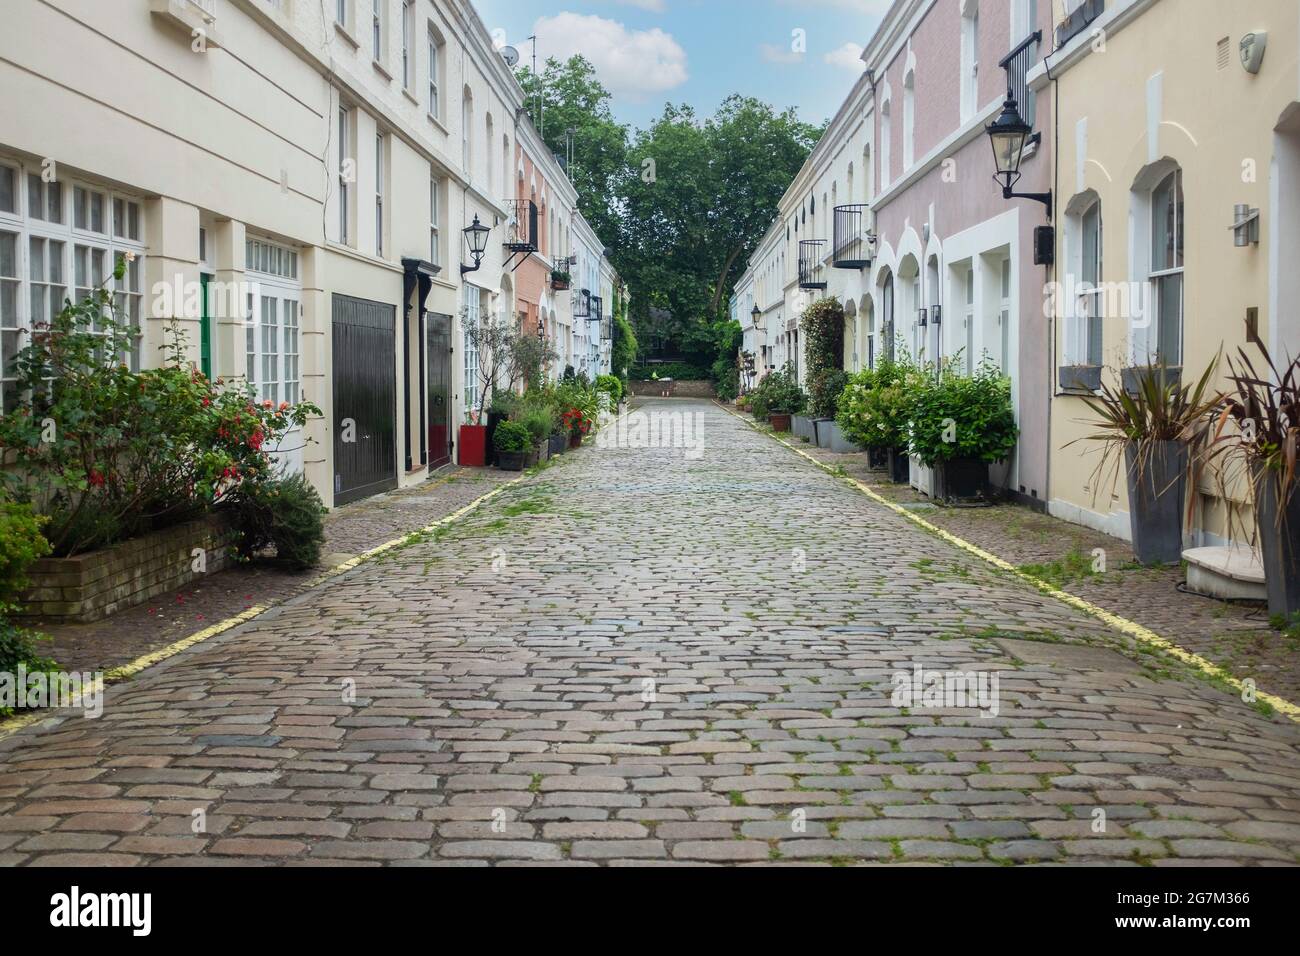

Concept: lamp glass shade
[[987, 98, 1031, 177], [463, 215, 491, 257]]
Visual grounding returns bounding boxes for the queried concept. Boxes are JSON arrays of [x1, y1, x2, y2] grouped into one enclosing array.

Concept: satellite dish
[[500, 46, 519, 68]]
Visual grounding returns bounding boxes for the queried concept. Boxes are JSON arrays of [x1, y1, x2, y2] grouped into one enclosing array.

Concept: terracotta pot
[[769, 413, 792, 433]]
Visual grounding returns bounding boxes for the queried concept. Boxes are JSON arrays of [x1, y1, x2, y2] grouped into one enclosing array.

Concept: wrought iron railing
[[798, 240, 827, 290], [832, 205, 874, 270], [999, 30, 1042, 133], [591, 295, 603, 325], [573, 288, 591, 319], [504, 199, 538, 253]]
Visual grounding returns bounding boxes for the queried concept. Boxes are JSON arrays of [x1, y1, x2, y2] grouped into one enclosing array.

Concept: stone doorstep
[[1182, 546, 1268, 602]]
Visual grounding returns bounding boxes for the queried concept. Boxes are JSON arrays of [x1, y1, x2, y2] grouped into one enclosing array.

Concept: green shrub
[[0, 619, 58, 716], [801, 298, 845, 379], [516, 405, 553, 446], [493, 420, 532, 453], [754, 362, 806, 415], [808, 369, 849, 420], [226, 472, 326, 571], [909, 361, 1019, 466], [629, 362, 710, 381], [595, 374, 623, 405], [0, 500, 51, 606], [836, 358, 925, 450], [711, 355, 739, 402]]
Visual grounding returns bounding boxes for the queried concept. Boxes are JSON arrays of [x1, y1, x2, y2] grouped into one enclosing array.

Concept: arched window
[[485, 113, 495, 193], [461, 87, 474, 172], [903, 70, 916, 169], [960, 1, 980, 122], [880, 99, 892, 190]]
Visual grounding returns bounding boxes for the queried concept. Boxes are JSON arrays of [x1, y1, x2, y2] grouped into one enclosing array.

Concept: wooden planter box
[[19, 515, 235, 623]]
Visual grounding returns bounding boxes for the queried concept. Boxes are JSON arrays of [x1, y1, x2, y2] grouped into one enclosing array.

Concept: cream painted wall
[[1049, 0, 1299, 544]]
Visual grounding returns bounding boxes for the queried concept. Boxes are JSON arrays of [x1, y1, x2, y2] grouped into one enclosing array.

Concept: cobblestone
[[0, 399, 1297, 866]]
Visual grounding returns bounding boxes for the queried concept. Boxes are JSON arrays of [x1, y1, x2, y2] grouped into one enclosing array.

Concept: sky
[[470, 0, 891, 130]]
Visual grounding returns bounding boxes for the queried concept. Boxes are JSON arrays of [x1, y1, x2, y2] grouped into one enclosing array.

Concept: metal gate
[[426, 311, 452, 470], [332, 294, 397, 505]]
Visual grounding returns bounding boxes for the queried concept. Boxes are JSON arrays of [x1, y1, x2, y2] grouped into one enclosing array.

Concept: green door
[[200, 273, 212, 379]]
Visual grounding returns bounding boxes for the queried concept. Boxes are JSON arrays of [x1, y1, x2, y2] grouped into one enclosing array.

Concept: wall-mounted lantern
[[751, 304, 765, 334], [987, 95, 1053, 219], [460, 215, 491, 275]]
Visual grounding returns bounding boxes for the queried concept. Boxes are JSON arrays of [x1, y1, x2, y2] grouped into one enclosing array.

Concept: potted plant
[[1203, 345, 1300, 616], [563, 407, 592, 448], [800, 298, 847, 447], [493, 420, 531, 472], [809, 369, 849, 449], [517, 403, 553, 466], [551, 269, 571, 291], [910, 360, 1020, 502], [760, 362, 805, 433], [1076, 360, 1218, 565], [836, 358, 920, 482], [485, 390, 513, 467]]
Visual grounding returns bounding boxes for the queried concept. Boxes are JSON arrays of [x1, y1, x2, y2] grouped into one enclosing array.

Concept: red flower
[[88, 469, 105, 487]]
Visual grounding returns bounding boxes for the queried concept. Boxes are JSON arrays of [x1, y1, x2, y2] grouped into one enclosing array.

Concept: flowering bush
[[909, 360, 1019, 466], [0, 258, 320, 557], [562, 407, 593, 439], [835, 357, 925, 451]]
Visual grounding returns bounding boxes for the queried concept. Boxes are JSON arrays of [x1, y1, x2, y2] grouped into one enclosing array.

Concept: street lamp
[[986, 95, 1052, 219], [751, 304, 764, 334], [460, 215, 491, 275]]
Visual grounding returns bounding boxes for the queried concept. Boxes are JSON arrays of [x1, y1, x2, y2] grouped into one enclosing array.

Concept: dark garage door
[[333, 294, 397, 505]]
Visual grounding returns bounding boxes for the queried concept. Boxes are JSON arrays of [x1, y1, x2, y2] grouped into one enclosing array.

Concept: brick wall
[[19, 517, 235, 623], [628, 380, 718, 398]]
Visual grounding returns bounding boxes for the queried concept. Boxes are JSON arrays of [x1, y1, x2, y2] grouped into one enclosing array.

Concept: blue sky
[[471, 0, 890, 130]]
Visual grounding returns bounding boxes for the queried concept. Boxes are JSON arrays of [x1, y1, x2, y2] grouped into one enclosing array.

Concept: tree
[[515, 56, 630, 250]]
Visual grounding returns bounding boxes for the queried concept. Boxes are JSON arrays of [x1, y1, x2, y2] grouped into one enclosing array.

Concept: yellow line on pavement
[[717, 402, 1300, 722], [0, 473, 529, 741]]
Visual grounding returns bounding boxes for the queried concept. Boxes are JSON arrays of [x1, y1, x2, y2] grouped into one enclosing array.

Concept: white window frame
[[902, 71, 916, 170], [1148, 168, 1184, 367], [244, 237, 302, 409], [1067, 197, 1104, 368], [371, 0, 383, 63], [429, 175, 441, 267], [463, 284, 481, 417], [401, 0, 413, 90], [427, 24, 442, 119], [375, 131, 385, 257], [961, 4, 980, 122], [998, 256, 1011, 373], [338, 105, 351, 245]]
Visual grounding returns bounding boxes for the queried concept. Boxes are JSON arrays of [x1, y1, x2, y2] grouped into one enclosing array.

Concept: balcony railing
[[999, 30, 1042, 134], [798, 240, 827, 290], [1056, 0, 1104, 47], [832, 205, 875, 270], [504, 199, 538, 254], [591, 295, 603, 325], [573, 288, 591, 319]]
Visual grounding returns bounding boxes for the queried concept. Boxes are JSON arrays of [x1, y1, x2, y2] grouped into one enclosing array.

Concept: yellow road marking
[[0, 473, 529, 740], [717, 402, 1300, 722]]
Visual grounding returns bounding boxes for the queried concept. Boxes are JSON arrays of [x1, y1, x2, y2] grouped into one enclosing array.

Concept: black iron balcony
[[832, 205, 875, 270], [504, 199, 538, 254], [999, 30, 1042, 136], [798, 239, 828, 290], [573, 288, 591, 319]]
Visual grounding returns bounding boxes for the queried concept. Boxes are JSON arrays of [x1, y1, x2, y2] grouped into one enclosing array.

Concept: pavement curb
[[717, 400, 1300, 723]]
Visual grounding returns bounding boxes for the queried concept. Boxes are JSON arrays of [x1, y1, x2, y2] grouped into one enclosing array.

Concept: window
[[112, 196, 141, 241], [427, 25, 442, 118], [336, 0, 346, 26], [371, 0, 382, 63], [73, 185, 106, 234], [401, 1, 413, 90], [1149, 168, 1184, 365], [28, 236, 66, 326], [462, 89, 473, 172], [375, 132, 385, 257], [245, 237, 301, 406], [880, 101, 891, 190], [338, 106, 351, 244], [429, 175, 441, 266], [1011, 0, 1037, 44], [28, 174, 63, 224], [486, 114, 495, 194], [0, 230, 19, 411], [463, 285, 481, 414], [961, 4, 980, 122], [903, 71, 915, 169], [0, 163, 16, 215], [963, 265, 975, 375], [1078, 199, 1103, 366]]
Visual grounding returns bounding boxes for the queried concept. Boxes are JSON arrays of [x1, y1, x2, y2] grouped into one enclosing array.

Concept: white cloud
[[533, 13, 688, 99], [824, 41, 866, 72], [614, 0, 667, 11], [761, 44, 805, 66]]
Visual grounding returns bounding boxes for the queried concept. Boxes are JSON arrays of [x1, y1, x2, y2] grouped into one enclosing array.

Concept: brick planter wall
[[19, 516, 235, 623], [628, 379, 717, 398]]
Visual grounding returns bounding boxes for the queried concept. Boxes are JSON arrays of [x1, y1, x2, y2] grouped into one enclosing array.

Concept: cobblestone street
[[1, 398, 1299, 866]]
